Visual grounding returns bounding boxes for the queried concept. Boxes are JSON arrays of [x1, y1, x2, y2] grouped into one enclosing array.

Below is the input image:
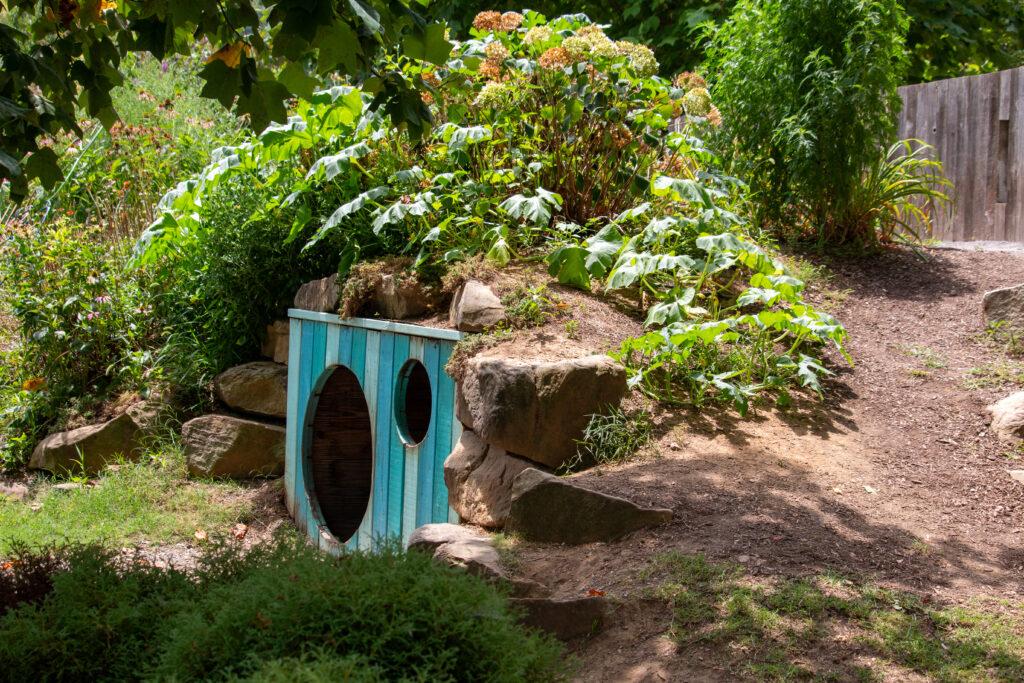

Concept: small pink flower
[[94, 295, 111, 304], [86, 312, 99, 320]]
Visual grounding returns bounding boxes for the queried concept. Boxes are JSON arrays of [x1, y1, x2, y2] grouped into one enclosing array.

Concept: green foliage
[[140, 12, 847, 415], [502, 283, 565, 329], [0, 223, 157, 466], [703, 0, 910, 244], [0, 540, 570, 682], [0, 0, 450, 199]]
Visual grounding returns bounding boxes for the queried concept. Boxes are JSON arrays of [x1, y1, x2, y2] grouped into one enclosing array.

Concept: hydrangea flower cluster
[[474, 81, 507, 107]]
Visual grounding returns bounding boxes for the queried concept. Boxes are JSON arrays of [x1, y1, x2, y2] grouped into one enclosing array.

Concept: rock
[[444, 431, 533, 528], [214, 362, 288, 419], [512, 596, 609, 640], [983, 284, 1024, 329], [455, 355, 628, 469], [29, 411, 145, 476], [52, 482, 86, 491], [0, 483, 28, 502], [1009, 470, 1024, 484], [294, 273, 341, 313], [407, 523, 485, 553], [986, 392, 1024, 444], [450, 280, 505, 332], [261, 319, 290, 364], [182, 415, 285, 478], [433, 538, 505, 581], [125, 393, 172, 436], [374, 274, 432, 319], [506, 468, 672, 544]]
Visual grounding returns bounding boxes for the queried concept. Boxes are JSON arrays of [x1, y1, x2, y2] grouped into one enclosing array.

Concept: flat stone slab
[[407, 523, 486, 553], [0, 483, 28, 502], [506, 468, 672, 544]]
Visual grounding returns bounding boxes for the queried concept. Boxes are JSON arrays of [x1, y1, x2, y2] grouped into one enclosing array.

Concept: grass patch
[[0, 446, 252, 553], [645, 552, 1024, 681], [0, 539, 569, 682], [961, 362, 1024, 390]]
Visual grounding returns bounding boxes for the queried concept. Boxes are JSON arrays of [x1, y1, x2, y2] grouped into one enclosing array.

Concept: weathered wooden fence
[[897, 66, 1024, 242]]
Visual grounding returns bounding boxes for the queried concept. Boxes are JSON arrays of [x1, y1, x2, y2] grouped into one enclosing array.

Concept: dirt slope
[[510, 246, 1024, 680]]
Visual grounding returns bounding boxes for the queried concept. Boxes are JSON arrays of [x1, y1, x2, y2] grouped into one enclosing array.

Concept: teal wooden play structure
[[285, 311, 462, 553]]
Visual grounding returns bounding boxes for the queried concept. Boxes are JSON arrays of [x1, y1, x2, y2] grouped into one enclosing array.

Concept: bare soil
[[501, 246, 1024, 680]]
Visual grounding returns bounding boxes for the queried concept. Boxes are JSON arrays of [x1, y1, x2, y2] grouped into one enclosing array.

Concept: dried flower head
[[484, 41, 511, 63], [673, 71, 707, 91], [422, 71, 440, 87], [523, 25, 553, 45], [615, 40, 639, 57], [472, 11, 502, 31], [421, 91, 434, 105], [498, 12, 524, 31], [577, 25, 607, 41], [479, 60, 502, 79], [610, 125, 632, 149], [474, 81, 507, 107], [562, 36, 590, 58], [538, 46, 573, 70], [683, 87, 713, 117], [706, 106, 722, 127]]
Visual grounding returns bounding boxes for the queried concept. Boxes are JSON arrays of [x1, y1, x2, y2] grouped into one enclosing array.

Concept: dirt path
[[510, 246, 1024, 680]]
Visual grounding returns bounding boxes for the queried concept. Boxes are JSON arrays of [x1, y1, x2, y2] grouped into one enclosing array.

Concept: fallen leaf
[[863, 485, 878, 495], [106, 464, 121, 472], [22, 377, 45, 392], [587, 589, 605, 597], [194, 529, 208, 543], [2, 560, 22, 571], [231, 523, 248, 539], [832, 487, 843, 495], [254, 611, 273, 629]]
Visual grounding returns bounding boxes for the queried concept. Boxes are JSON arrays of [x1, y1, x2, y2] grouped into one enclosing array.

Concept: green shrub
[[0, 540, 570, 682], [0, 223, 158, 466], [704, 0, 910, 246], [568, 407, 654, 470]]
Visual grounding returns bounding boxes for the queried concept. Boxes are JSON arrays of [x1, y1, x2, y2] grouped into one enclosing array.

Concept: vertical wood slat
[[387, 334, 411, 539], [897, 66, 1024, 243]]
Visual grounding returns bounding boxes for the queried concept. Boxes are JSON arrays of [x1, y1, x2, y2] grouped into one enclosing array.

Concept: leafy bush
[[140, 11, 847, 414], [0, 223, 158, 466], [0, 540, 570, 682], [703, 0, 910, 246]]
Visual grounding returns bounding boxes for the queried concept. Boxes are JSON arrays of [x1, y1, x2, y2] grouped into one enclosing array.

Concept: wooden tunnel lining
[[310, 365, 373, 543], [397, 359, 432, 446]]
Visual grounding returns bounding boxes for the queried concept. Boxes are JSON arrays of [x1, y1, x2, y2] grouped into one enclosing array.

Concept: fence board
[[897, 66, 1024, 242]]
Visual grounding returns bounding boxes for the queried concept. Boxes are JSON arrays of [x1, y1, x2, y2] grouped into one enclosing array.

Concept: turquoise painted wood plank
[[416, 340, 441, 528], [288, 309, 462, 341], [387, 334, 411, 538], [433, 340, 456, 522], [445, 342, 463, 522], [325, 324, 340, 367], [356, 328, 378, 550], [401, 444, 419, 544], [304, 322, 328, 531], [372, 331, 394, 544], [296, 321, 317, 533], [285, 318, 303, 519]]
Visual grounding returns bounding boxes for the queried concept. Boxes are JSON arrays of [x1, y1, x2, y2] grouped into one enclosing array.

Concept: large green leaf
[[547, 246, 591, 290]]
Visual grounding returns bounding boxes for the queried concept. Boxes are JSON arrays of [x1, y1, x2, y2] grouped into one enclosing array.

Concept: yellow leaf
[[194, 529, 208, 543], [231, 523, 248, 539], [863, 485, 878, 495], [22, 378, 45, 392], [207, 43, 247, 69]]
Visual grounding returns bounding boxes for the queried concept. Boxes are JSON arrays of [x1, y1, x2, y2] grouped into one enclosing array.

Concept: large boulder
[[29, 411, 146, 476], [261, 319, 290, 364], [450, 280, 505, 332], [374, 274, 433, 319], [512, 596, 609, 640], [294, 273, 341, 313], [444, 430, 533, 528], [987, 392, 1024, 444], [506, 468, 672, 544], [983, 284, 1024, 330], [214, 362, 288, 419], [182, 415, 285, 478], [455, 355, 628, 469]]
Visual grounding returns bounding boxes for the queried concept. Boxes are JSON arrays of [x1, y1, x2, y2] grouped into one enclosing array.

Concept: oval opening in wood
[[395, 359, 432, 446], [309, 365, 373, 542]]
